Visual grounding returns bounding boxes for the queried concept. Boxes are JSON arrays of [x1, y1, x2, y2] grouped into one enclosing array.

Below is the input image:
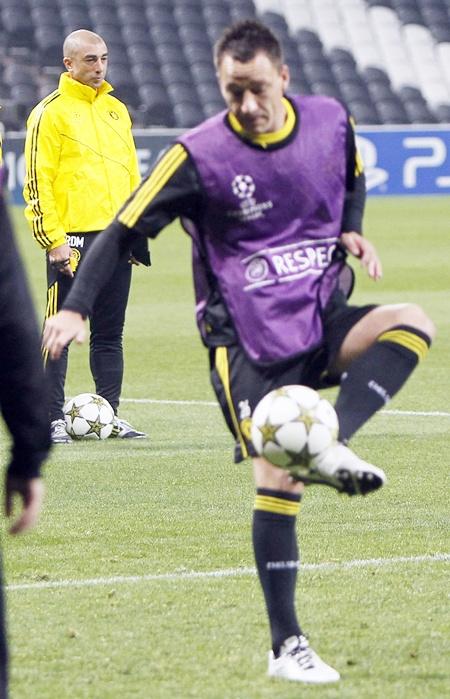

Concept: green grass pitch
[[1, 198, 449, 699]]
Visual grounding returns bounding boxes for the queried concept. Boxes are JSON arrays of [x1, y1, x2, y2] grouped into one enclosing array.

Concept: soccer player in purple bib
[[43, 20, 435, 685]]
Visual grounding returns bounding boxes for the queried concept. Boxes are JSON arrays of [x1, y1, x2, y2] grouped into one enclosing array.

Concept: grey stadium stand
[[1, 0, 450, 131]]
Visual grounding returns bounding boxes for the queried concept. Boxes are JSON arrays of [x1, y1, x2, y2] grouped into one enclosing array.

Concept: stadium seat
[[28, 0, 59, 10], [116, 6, 144, 26], [122, 25, 151, 48], [1, 8, 33, 48], [339, 79, 372, 102], [368, 81, 397, 102], [31, 8, 63, 30], [89, 7, 120, 27], [310, 80, 343, 101], [183, 43, 213, 65], [404, 99, 438, 122], [302, 61, 335, 85], [93, 25, 123, 46], [190, 61, 216, 84], [297, 42, 326, 62], [331, 62, 361, 83], [361, 66, 392, 86], [155, 42, 188, 66], [229, 2, 257, 21], [434, 103, 450, 121], [139, 83, 172, 121], [167, 82, 201, 107], [178, 25, 211, 48], [160, 63, 193, 88], [60, 8, 92, 32], [173, 101, 204, 128], [202, 4, 232, 27], [260, 10, 290, 34], [173, 5, 205, 28], [288, 79, 312, 95], [365, 0, 394, 6], [376, 98, 410, 123], [202, 100, 226, 117], [3, 63, 36, 87], [0, 99, 21, 130], [328, 48, 357, 68], [196, 81, 223, 105], [348, 99, 382, 124], [131, 63, 162, 88], [127, 44, 158, 67]]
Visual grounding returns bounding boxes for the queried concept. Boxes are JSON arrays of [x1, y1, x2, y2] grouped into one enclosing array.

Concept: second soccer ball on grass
[[63, 393, 115, 440]]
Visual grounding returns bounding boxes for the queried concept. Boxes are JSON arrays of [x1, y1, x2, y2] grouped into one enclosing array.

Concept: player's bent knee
[[393, 303, 436, 340]]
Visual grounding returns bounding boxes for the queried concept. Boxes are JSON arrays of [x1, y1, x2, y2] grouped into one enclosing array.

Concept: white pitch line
[[7, 553, 449, 592], [120, 398, 450, 418]]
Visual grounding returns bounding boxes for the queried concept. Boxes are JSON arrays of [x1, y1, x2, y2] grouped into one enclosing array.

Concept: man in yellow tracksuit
[[23, 29, 150, 443]]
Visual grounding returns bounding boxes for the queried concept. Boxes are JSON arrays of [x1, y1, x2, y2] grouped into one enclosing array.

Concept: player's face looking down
[[217, 51, 290, 135]]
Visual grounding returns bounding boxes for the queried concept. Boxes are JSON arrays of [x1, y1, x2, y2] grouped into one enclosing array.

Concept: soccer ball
[[63, 393, 115, 440], [251, 385, 339, 474]]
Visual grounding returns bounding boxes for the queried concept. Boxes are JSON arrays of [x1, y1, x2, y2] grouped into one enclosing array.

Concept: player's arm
[[341, 117, 366, 235], [340, 118, 382, 280], [43, 144, 202, 358], [0, 197, 49, 533], [23, 108, 66, 251], [126, 110, 141, 192]]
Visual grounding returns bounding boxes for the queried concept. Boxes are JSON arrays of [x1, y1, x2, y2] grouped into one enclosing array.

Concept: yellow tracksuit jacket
[[23, 72, 141, 251]]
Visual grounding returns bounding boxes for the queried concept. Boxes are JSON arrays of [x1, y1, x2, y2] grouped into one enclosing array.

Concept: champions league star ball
[[251, 385, 339, 474], [63, 393, 115, 440]]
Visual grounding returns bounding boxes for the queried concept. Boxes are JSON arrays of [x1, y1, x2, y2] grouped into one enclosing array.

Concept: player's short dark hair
[[214, 20, 283, 69]]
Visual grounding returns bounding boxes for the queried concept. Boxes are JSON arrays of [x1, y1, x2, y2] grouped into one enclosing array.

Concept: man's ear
[[281, 64, 290, 92]]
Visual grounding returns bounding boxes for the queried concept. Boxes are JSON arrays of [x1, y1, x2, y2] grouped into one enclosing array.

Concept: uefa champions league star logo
[[232, 174, 256, 199], [227, 174, 273, 222]]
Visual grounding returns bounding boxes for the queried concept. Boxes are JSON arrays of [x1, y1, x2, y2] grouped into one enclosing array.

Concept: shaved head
[[63, 30, 106, 59]]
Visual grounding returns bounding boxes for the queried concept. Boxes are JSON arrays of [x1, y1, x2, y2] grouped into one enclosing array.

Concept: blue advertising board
[[3, 125, 450, 205], [356, 126, 450, 195]]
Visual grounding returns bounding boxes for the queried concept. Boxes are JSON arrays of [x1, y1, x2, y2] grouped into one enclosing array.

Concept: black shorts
[[209, 290, 376, 462]]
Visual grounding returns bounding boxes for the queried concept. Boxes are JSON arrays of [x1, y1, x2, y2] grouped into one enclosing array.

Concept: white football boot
[[50, 419, 72, 444], [268, 635, 340, 684], [308, 442, 386, 495], [110, 417, 146, 439]]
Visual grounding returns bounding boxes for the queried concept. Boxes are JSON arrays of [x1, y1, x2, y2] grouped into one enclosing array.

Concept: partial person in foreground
[[0, 155, 49, 699], [42, 20, 435, 686], [23, 29, 150, 444]]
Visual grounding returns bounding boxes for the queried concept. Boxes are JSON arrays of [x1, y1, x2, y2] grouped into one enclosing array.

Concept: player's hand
[[341, 231, 382, 280], [42, 310, 86, 360], [48, 243, 74, 277], [5, 476, 44, 535]]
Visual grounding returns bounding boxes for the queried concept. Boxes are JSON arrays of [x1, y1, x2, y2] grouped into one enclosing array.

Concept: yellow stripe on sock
[[378, 329, 429, 361], [118, 144, 187, 228], [254, 494, 301, 516]]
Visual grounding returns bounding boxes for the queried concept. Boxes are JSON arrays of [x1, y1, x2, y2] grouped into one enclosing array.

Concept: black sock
[[252, 488, 302, 655], [335, 325, 431, 442]]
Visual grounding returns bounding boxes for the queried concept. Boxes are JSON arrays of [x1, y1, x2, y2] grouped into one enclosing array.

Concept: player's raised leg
[[332, 303, 435, 442]]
